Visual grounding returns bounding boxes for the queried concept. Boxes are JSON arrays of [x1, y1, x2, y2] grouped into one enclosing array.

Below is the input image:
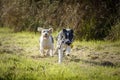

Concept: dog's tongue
[[44, 36, 48, 39]]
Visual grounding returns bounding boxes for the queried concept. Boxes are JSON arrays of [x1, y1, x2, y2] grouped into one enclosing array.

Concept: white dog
[[37, 27, 54, 57], [55, 29, 74, 63]]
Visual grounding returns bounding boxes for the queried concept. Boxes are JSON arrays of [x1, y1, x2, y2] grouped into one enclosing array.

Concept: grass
[[0, 27, 120, 80]]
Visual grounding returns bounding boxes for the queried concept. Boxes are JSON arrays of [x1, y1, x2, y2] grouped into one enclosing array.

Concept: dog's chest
[[43, 41, 51, 49], [40, 37, 52, 49]]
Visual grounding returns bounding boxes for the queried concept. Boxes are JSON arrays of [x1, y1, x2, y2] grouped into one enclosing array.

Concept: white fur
[[58, 47, 63, 63], [55, 29, 73, 63], [65, 45, 71, 56], [38, 27, 54, 57], [57, 43, 71, 63]]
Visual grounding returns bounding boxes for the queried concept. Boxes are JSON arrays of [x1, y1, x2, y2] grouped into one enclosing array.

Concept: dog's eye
[[61, 35, 65, 39], [43, 31, 46, 33]]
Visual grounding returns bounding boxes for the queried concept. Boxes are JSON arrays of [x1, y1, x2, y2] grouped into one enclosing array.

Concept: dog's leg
[[65, 46, 71, 56], [40, 48, 44, 57], [54, 47, 58, 55], [49, 49, 53, 57], [58, 48, 63, 63], [46, 49, 50, 56], [54, 42, 61, 55]]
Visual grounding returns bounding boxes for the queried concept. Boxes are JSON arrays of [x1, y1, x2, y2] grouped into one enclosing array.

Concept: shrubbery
[[0, 0, 120, 40]]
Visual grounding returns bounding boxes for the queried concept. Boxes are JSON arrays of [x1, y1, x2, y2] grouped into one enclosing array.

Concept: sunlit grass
[[0, 27, 120, 80], [73, 40, 120, 51], [0, 53, 119, 80]]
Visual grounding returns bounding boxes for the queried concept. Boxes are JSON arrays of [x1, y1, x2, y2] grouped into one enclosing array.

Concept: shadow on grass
[[70, 55, 116, 67]]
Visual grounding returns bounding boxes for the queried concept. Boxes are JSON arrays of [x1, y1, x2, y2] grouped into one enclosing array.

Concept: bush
[[0, 0, 120, 40], [106, 22, 120, 41]]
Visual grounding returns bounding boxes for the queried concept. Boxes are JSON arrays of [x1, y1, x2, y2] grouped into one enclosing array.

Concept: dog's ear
[[49, 28, 53, 33], [71, 29, 73, 33], [37, 27, 43, 32], [63, 29, 66, 33]]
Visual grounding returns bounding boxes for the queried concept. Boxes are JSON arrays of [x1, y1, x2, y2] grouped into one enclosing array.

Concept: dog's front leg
[[46, 49, 50, 56], [46, 49, 53, 57], [58, 47, 63, 63], [40, 48, 44, 57], [65, 46, 71, 56], [49, 49, 53, 57], [50, 44, 54, 57]]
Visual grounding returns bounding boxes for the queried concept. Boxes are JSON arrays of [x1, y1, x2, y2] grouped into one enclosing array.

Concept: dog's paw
[[66, 54, 70, 56], [40, 54, 45, 58], [50, 55, 54, 57]]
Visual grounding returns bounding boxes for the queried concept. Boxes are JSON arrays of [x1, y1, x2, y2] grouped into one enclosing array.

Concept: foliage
[[106, 22, 120, 41], [0, 0, 120, 40]]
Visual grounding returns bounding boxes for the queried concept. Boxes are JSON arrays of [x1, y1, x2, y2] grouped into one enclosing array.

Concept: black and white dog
[[37, 27, 54, 57], [55, 29, 74, 63]]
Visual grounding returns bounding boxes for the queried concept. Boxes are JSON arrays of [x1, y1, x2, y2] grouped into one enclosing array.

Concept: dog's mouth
[[43, 35, 49, 39]]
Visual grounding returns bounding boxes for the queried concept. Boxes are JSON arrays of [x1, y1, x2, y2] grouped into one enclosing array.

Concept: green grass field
[[0, 27, 120, 80]]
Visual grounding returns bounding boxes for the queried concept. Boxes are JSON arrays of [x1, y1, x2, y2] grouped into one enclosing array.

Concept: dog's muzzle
[[65, 40, 72, 45], [43, 34, 49, 39]]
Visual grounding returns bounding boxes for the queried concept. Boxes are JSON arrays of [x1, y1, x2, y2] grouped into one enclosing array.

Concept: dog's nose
[[65, 41, 71, 45], [45, 33, 48, 36]]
